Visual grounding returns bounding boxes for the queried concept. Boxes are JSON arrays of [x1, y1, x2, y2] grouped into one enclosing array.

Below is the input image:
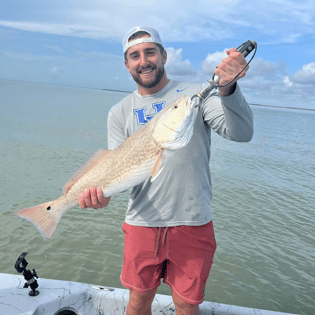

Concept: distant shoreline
[[249, 103, 315, 112], [2, 78, 315, 112], [1, 78, 133, 94]]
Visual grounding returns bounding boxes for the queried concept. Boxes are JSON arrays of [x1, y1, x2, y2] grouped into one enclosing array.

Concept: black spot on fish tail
[[47, 206, 51, 211]]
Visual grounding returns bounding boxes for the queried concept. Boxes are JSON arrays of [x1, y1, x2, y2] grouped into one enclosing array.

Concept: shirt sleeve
[[107, 108, 126, 150], [202, 83, 254, 142]]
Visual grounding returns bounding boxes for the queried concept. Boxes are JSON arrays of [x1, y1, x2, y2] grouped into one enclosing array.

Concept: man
[[79, 26, 254, 315]]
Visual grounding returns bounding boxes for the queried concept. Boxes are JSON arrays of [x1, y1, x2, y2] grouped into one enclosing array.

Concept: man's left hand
[[214, 48, 249, 97], [78, 187, 111, 209]]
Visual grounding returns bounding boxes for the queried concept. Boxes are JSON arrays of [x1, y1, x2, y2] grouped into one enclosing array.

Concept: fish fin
[[62, 149, 113, 195], [151, 150, 165, 182], [16, 198, 68, 242], [151, 166, 165, 182]]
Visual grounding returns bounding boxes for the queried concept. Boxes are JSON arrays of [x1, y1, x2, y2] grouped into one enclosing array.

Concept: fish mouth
[[160, 121, 176, 132], [159, 110, 194, 149], [161, 106, 194, 133], [153, 95, 194, 149]]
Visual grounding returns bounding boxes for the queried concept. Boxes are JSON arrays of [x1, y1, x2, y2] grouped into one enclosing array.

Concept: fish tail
[[16, 198, 69, 242]]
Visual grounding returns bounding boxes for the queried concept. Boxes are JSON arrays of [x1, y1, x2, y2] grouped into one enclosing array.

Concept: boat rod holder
[[15, 252, 40, 296]]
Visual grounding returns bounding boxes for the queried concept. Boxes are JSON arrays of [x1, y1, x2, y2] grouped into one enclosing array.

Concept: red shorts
[[120, 220, 216, 305]]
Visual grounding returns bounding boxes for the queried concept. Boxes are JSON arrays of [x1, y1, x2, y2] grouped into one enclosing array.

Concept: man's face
[[125, 36, 167, 89]]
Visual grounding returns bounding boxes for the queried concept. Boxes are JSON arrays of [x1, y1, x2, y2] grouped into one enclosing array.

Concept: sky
[[1, 0, 315, 109]]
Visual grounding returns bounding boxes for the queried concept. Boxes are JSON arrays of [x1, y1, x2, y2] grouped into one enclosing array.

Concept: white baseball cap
[[122, 26, 163, 53]]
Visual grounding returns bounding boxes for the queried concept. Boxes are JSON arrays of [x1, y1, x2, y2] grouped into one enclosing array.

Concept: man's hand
[[78, 187, 111, 209], [214, 48, 249, 97]]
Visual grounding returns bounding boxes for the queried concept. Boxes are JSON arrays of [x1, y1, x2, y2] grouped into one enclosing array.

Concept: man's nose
[[139, 53, 149, 67]]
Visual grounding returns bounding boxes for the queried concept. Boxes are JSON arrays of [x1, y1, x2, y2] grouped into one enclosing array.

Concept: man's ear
[[125, 59, 130, 72], [162, 50, 167, 65]]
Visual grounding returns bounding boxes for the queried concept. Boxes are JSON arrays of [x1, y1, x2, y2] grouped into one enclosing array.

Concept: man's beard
[[132, 65, 165, 89]]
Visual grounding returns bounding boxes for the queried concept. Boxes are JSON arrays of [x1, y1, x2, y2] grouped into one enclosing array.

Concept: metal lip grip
[[197, 40, 257, 100]]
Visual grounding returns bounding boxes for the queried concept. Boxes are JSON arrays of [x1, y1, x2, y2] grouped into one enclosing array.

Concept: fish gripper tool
[[197, 39, 257, 100]]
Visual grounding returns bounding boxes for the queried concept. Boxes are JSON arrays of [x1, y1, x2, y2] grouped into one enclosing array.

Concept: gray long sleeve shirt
[[108, 80, 254, 227]]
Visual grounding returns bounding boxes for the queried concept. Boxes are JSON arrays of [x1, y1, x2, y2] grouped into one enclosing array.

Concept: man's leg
[[127, 288, 158, 315], [172, 290, 200, 315], [163, 221, 216, 314]]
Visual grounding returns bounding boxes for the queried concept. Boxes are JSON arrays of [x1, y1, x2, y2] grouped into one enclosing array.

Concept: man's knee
[[128, 288, 157, 312], [172, 291, 200, 315]]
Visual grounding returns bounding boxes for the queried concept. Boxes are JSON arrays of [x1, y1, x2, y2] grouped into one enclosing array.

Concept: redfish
[[16, 95, 195, 241]]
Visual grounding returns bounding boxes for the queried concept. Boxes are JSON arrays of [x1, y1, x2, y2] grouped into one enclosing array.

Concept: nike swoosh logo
[[176, 88, 187, 93]]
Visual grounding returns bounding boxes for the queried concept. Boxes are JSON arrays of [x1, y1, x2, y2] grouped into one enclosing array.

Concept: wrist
[[218, 83, 237, 97]]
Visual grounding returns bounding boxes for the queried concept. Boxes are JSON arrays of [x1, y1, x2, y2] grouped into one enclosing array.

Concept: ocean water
[[0, 80, 314, 315]]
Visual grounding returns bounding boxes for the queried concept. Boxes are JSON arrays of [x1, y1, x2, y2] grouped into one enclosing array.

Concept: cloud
[[201, 50, 228, 75], [165, 46, 291, 93], [261, 33, 302, 45], [75, 51, 122, 62], [0, 49, 36, 61], [202, 52, 287, 82], [51, 66, 60, 74], [0, 27, 19, 37], [241, 61, 315, 107], [243, 58, 287, 79], [284, 62, 315, 85], [44, 45, 64, 53], [171, 45, 315, 107], [165, 47, 198, 79], [162, 42, 315, 108], [0, 0, 314, 45], [164, 46, 290, 91], [283, 76, 293, 87], [0, 46, 131, 90], [1, 0, 314, 108], [0, 21, 113, 40]]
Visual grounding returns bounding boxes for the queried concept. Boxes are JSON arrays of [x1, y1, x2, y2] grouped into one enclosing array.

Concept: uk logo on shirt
[[133, 101, 166, 125]]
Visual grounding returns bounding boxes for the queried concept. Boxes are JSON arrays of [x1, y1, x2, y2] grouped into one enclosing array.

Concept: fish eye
[[174, 105, 178, 109]]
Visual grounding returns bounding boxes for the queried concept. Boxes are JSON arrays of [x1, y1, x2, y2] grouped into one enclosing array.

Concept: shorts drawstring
[[154, 227, 168, 260]]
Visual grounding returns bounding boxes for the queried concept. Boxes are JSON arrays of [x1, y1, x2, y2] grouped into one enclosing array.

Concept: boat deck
[[0, 273, 299, 315]]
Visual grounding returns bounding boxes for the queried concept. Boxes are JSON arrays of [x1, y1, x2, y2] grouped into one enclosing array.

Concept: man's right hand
[[78, 187, 111, 209]]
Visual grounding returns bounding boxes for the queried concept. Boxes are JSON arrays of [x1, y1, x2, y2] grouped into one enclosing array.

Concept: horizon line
[[1, 78, 314, 112]]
